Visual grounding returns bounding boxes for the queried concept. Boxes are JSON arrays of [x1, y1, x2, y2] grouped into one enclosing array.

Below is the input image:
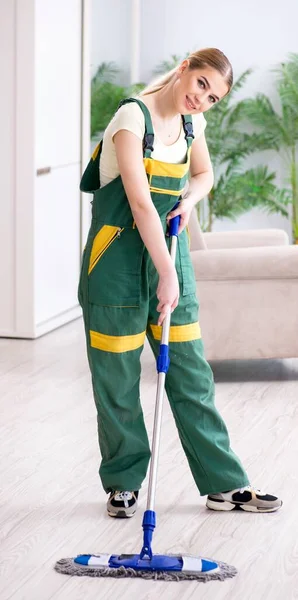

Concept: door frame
[[80, 0, 92, 252]]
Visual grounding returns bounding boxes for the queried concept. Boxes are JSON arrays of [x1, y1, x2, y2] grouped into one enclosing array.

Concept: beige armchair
[[188, 209, 298, 361]]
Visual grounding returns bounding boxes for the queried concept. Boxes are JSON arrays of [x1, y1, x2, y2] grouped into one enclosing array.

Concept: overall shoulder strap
[[118, 98, 155, 158], [182, 114, 195, 148], [80, 97, 156, 193], [80, 140, 102, 193]]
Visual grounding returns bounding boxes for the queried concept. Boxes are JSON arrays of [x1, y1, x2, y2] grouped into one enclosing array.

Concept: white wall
[[92, 0, 297, 236], [91, 0, 131, 83], [0, 1, 15, 333], [139, 0, 296, 93]]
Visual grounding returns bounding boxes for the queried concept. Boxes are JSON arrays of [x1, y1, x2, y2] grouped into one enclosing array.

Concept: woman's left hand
[[166, 194, 194, 235]]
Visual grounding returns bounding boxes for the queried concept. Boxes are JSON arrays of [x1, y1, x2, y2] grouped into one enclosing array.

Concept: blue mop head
[[54, 552, 237, 582]]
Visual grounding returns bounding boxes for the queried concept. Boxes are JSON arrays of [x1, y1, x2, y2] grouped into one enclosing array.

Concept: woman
[[79, 48, 282, 518]]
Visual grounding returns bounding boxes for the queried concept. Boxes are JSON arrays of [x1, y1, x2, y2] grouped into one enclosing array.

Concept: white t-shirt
[[100, 101, 207, 187]]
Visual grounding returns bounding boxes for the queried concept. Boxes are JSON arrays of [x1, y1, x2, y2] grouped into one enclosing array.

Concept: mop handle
[[146, 211, 180, 512]]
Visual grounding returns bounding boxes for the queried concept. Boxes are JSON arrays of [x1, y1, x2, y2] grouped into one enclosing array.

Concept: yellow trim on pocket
[[149, 186, 182, 196], [90, 329, 146, 353], [88, 226, 123, 275], [143, 148, 191, 178], [150, 322, 201, 342]]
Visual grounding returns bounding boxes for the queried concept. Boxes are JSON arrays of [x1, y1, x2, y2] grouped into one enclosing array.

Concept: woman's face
[[174, 60, 230, 114]]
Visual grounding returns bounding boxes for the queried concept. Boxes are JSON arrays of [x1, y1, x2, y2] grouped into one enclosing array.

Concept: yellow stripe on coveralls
[[143, 148, 191, 179], [91, 142, 101, 160], [90, 330, 146, 353], [149, 186, 182, 196], [150, 322, 201, 343]]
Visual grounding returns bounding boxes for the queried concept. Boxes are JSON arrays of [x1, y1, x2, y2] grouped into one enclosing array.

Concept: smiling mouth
[[186, 95, 196, 110]]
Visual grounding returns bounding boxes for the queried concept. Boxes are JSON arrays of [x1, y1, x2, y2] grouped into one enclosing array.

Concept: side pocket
[[177, 230, 197, 297], [88, 225, 123, 274], [88, 226, 144, 307]]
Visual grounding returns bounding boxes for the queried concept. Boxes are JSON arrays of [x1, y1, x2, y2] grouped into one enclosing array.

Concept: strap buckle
[[143, 133, 154, 152], [183, 121, 195, 139]]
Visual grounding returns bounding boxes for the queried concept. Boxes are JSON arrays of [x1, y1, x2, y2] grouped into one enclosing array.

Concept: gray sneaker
[[206, 486, 282, 513], [107, 490, 139, 518]]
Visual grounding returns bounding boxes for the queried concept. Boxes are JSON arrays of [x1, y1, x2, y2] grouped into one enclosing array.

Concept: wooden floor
[[1, 318, 298, 600]]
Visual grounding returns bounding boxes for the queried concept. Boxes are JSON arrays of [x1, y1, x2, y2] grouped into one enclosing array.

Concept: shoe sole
[[107, 509, 137, 518], [206, 499, 283, 513]]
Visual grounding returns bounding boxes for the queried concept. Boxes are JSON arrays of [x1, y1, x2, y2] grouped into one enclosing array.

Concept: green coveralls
[[78, 98, 249, 496]]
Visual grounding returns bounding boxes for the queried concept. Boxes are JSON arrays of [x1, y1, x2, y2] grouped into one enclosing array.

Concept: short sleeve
[[108, 102, 146, 142], [192, 113, 207, 140]]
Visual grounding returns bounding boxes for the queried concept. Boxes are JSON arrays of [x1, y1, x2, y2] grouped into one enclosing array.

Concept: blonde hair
[[140, 48, 233, 96]]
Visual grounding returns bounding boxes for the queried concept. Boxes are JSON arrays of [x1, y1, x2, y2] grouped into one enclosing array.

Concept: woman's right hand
[[156, 267, 180, 326]]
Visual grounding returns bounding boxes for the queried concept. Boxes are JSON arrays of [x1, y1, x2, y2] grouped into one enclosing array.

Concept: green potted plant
[[91, 62, 144, 140], [231, 53, 298, 243], [203, 70, 290, 231]]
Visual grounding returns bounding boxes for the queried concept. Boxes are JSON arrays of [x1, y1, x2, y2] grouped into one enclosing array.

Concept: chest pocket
[[88, 225, 144, 307]]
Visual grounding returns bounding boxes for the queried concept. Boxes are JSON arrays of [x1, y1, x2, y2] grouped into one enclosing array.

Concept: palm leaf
[[228, 69, 253, 99], [91, 62, 119, 84], [91, 81, 126, 136], [154, 54, 187, 74], [211, 166, 290, 222], [274, 54, 298, 117]]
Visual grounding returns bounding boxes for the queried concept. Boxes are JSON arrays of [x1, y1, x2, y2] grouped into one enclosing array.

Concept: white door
[[34, 165, 81, 325], [34, 0, 82, 329], [35, 0, 82, 167], [0, 2, 16, 334]]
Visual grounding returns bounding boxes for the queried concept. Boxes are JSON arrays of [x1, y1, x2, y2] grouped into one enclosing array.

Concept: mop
[[54, 210, 237, 582]]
